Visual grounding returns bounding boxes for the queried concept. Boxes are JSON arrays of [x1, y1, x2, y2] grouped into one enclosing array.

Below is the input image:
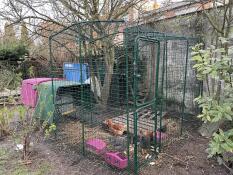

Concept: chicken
[[139, 129, 153, 155], [104, 119, 126, 136], [139, 129, 167, 155], [139, 130, 154, 139]]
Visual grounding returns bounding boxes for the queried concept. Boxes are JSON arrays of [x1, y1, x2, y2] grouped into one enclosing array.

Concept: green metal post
[[158, 41, 167, 152], [48, 37, 55, 105], [181, 40, 189, 135], [133, 38, 139, 175], [79, 37, 85, 155], [124, 32, 131, 175], [165, 41, 168, 110], [87, 39, 93, 125], [154, 41, 161, 153], [48, 36, 58, 137], [48, 36, 60, 128]]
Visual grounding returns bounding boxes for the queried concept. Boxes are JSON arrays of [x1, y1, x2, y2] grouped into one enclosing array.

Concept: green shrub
[[192, 39, 233, 158], [0, 41, 28, 62], [0, 68, 22, 90], [0, 106, 14, 137]]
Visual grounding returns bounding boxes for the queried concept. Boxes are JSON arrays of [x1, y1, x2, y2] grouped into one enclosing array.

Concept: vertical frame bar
[[124, 31, 131, 174], [165, 41, 168, 110], [79, 35, 85, 155], [133, 37, 139, 175], [48, 36, 58, 126], [153, 41, 160, 152], [49, 37, 55, 105], [158, 40, 167, 152], [181, 40, 189, 135]]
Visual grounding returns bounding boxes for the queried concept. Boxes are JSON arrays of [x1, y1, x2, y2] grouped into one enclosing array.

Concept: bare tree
[[0, 0, 143, 106]]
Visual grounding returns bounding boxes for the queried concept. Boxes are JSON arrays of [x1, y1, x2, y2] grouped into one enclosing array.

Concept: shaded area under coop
[[34, 80, 91, 123]]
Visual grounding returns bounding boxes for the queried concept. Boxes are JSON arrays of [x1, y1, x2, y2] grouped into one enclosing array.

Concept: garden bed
[[0, 115, 230, 175]]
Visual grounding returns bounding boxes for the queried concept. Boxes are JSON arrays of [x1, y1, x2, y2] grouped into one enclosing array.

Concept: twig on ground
[[217, 157, 233, 175], [20, 160, 32, 165], [160, 153, 186, 164], [160, 152, 196, 168]]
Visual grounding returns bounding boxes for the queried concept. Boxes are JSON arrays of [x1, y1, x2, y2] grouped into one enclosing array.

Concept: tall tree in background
[[0, 0, 143, 106], [20, 21, 32, 47], [0, 22, 28, 65], [3, 22, 17, 43]]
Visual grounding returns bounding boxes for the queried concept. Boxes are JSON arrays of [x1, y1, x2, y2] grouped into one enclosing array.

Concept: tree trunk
[[91, 75, 101, 102], [100, 45, 115, 107], [198, 120, 225, 137], [23, 133, 30, 160], [100, 63, 114, 107]]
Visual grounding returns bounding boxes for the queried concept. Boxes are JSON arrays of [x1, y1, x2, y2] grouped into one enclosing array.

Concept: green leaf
[[206, 115, 211, 121], [222, 144, 232, 152], [225, 114, 232, 121]]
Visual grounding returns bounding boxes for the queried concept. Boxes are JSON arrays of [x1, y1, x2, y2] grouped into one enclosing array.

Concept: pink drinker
[[86, 138, 128, 169], [86, 138, 107, 155], [104, 152, 128, 169]]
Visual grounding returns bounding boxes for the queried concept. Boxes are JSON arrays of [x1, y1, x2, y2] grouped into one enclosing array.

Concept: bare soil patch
[[0, 116, 230, 175]]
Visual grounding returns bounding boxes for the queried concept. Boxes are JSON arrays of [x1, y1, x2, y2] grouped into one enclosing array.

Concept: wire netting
[[47, 21, 200, 174]]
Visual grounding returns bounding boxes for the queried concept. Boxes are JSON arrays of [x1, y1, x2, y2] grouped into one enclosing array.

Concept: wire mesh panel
[[49, 21, 133, 174], [133, 37, 161, 172], [124, 27, 200, 173], [48, 22, 200, 174]]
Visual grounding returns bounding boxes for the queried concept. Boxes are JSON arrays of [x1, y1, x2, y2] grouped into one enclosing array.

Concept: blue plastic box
[[63, 63, 89, 82]]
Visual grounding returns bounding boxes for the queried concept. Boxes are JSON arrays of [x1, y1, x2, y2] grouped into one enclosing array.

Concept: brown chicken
[[139, 129, 154, 155], [104, 119, 126, 136], [139, 129, 154, 139]]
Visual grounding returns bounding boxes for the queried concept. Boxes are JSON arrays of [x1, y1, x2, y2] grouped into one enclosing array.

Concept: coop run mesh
[[48, 21, 200, 174]]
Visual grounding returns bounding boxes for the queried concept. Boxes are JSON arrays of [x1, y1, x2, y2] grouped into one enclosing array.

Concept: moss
[[0, 145, 52, 175], [12, 165, 29, 175], [34, 162, 52, 175]]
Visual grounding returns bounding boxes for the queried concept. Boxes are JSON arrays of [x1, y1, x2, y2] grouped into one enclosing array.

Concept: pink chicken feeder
[[86, 138, 128, 169], [104, 152, 128, 170], [86, 138, 107, 155]]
